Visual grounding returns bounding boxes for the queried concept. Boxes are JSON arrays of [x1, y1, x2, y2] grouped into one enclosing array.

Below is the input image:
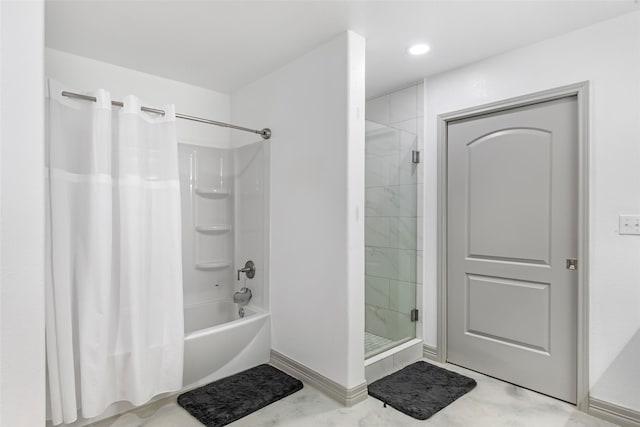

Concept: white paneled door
[[446, 96, 578, 403]]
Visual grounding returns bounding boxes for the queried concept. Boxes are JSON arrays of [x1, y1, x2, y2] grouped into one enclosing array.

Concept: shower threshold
[[365, 337, 422, 366], [365, 332, 417, 361]]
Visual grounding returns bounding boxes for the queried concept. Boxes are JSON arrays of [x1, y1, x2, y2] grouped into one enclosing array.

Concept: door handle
[[566, 259, 578, 270]]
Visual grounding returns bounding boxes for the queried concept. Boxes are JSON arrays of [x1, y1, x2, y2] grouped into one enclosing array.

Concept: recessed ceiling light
[[408, 44, 430, 55]]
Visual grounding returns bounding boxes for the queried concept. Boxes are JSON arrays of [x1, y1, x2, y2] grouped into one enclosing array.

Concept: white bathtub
[[183, 300, 271, 387]]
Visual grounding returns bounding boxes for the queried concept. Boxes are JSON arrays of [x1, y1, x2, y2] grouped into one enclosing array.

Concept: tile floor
[[364, 332, 396, 358], [91, 359, 616, 427]]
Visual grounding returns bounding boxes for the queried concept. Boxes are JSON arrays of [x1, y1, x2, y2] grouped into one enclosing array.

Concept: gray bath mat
[[177, 364, 303, 427], [368, 361, 477, 420]]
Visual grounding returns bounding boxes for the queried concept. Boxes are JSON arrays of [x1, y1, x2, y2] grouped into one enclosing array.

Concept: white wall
[[345, 33, 366, 387], [0, 1, 46, 426], [45, 49, 231, 149], [423, 11, 640, 409], [231, 31, 366, 389]]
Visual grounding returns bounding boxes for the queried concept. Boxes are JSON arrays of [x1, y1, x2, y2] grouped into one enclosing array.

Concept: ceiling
[[45, 1, 639, 99]]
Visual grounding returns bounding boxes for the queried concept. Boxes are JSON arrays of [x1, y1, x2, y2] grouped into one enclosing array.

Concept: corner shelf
[[195, 261, 231, 271], [195, 225, 231, 233], [194, 187, 230, 198]]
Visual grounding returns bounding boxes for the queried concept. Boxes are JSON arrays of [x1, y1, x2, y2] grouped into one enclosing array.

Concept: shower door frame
[[364, 120, 421, 360]]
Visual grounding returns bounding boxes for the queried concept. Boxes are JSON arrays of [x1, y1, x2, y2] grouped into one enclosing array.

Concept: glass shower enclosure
[[364, 120, 418, 359]]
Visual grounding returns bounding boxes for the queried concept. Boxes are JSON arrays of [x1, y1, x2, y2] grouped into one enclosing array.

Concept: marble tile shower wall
[[365, 83, 424, 342]]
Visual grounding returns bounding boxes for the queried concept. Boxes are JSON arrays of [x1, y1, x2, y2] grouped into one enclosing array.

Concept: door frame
[[435, 82, 590, 409]]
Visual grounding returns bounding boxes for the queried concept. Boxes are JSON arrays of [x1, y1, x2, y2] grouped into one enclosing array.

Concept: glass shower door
[[364, 120, 418, 359]]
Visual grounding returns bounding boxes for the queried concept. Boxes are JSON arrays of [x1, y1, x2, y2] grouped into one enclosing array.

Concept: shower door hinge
[[410, 308, 419, 322], [411, 150, 421, 164]]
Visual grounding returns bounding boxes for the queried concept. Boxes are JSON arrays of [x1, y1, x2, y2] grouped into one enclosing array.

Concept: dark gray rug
[[177, 364, 303, 427], [368, 361, 477, 420]]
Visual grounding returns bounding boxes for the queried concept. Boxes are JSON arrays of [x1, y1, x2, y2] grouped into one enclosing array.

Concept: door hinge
[[411, 150, 420, 164], [410, 308, 419, 322]]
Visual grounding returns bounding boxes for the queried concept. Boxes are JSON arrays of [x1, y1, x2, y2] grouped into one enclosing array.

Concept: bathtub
[[183, 300, 271, 387]]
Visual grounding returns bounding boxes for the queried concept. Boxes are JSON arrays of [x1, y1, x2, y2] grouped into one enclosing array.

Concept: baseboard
[[270, 350, 368, 407], [589, 397, 640, 427], [422, 344, 439, 362]]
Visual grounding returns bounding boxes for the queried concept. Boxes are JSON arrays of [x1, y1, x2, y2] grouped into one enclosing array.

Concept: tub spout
[[233, 287, 252, 306]]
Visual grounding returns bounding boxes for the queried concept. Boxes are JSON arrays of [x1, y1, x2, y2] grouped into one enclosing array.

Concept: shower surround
[[178, 141, 270, 388]]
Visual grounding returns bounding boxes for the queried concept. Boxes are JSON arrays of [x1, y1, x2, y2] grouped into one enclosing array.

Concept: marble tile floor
[[91, 359, 616, 427]]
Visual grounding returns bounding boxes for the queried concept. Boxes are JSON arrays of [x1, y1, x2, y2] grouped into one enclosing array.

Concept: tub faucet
[[233, 287, 252, 306], [237, 260, 256, 280]]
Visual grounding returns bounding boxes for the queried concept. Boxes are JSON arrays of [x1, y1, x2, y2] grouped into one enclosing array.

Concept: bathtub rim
[[184, 302, 269, 341]]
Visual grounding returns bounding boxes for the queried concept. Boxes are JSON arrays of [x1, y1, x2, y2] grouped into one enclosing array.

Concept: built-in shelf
[[195, 261, 231, 271], [195, 225, 231, 233], [194, 187, 230, 198]]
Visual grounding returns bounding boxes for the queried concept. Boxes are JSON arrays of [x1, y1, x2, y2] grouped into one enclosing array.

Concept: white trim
[[364, 338, 422, 366], [436, 82, 590, 408], [422, 344, 439, 362], [270, 350, 368, 407], [589, 398, 640, 427]]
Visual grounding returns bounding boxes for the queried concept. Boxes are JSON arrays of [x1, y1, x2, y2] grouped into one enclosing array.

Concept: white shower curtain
[[45, 80, 184, 425]]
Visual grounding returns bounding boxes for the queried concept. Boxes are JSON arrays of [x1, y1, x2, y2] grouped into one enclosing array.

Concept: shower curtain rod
[[61, 91, 272, 140]]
